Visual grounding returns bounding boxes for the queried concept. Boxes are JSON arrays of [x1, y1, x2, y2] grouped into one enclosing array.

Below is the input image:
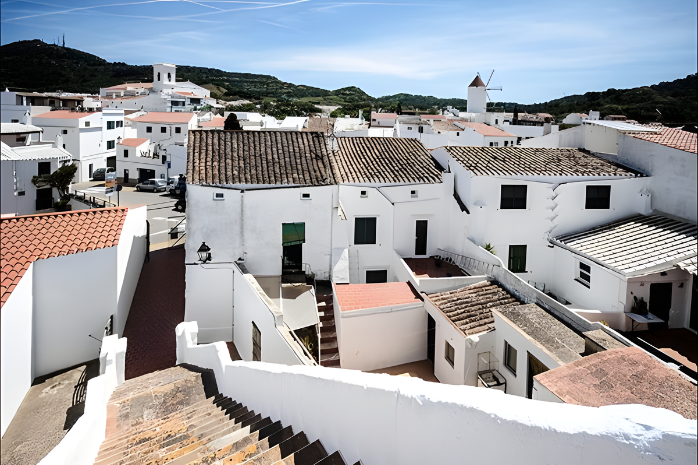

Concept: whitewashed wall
[[185, 264, 235, 343], [1, 158, 61, 216], [625, 268, 693, 329], [115, 206, 147, 336], [1, 263, 34, 437], [176, 321, 697, 465], [617, 135, 697, 222]]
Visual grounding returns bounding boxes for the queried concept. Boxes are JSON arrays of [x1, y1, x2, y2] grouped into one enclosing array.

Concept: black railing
[[71, 192, 117, 209]]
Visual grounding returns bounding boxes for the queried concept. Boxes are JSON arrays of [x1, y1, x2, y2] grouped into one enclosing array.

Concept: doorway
[[282, 223, 305, 283], [415, 220, 428, 256], [36, 187, 53, 210], [650, 282, 672, 327], [526, 352, 549, 399], [107, 156, 116, 169], [427, 314, 436, 365], [139, 168, 155, 183], [124, 169, 129, 183]]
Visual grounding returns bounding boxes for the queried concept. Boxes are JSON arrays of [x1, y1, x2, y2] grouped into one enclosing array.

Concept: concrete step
[[195, 425, 296, 465], [316, 451, 349, 465], [320, 340, 338, 354], [240, 432, 309, 465], [319, 323, 335, 334], [277, 440, 328, 465], [319, 313, 334, 322], [315, 294, 333, 304]]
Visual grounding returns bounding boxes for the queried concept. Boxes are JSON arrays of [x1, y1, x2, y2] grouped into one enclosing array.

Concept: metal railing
[[168, 216, 186, 248], [436, 248, 500, 277], [71, 192, 117, 209], [286, 323, 319, 366]]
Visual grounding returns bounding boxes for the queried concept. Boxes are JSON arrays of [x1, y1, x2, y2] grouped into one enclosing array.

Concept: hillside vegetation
[[1, 40, 695, 123]]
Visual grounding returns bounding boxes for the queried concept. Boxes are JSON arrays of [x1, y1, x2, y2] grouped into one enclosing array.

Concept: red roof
[[119, 138, 149, 147], [176, 92, 196, 96], [335, 282, 422, 311], [455, 121, 514, 137], [199, 117, 226, 128], [1, 208, 128, 307], [371, 112, 398, 119], [131, 112, 196, 124], [469, 75, 486, 87], [629, 127, 697, 154], [535, 347, 697, 419], [33, 111, 96, 120]]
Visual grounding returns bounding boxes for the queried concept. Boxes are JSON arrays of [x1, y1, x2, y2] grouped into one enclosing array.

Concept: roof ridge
[[1, 206, 128, 222]]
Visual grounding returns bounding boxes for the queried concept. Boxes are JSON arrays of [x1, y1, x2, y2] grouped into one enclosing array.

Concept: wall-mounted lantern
[[197, 242, 212, 263]]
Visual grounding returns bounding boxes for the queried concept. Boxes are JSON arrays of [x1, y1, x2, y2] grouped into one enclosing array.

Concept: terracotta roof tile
[[335, 282, 422, 311], [198, 117, 226, 128], [535, 347, 697, 419], [33, 111, 96, 120], [119, 138, 149, 147], [131, 112, 196, 124], [0, 208, 127, 307], [628, 127, 697, 153]]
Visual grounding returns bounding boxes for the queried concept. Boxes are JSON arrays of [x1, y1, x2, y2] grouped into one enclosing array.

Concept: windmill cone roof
[[469, 75, 486, 87]]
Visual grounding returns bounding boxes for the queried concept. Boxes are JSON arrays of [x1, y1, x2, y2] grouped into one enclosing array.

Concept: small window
[[360, 190, 368, 198], [504, 341, 517, 375], [252, 322, 261, 362], [107, 121, 115, 130], [161, 127, 167, 134], [157, 72, 161, 81], [500, 185, 527, 209], [418, 126, 424, 133], [508, 245, 527, 273], [146, 126, 153, 133], [175, 127, 182, 134], [213, 192, 225, 200], [117, 121, 123, 128], [577, 261, 591, 287], [495, 119, 499, 124], [410, 190, 418, 198], [63, 144, 66, 149], [167, 72, 171, 81], [124, 149, 129, 158], [585, 186, 611, 209], [301, 192, 311, 200], [107, 140, 115, 150], [445, 341, 455, 368], [456, 132, 459, 136], [504, 140, 508, 147], [62, 129, 68, 135], [162, 155, 167, 165], [366, 270, 388, 283], [89, 164, 94, 178], [354, 217, 377, 245], [16, 135, 26, 143], [493, 142, 498, 147], [407, 127, 413, 131], [11, 119, 19, 123], [38, 161, 51, 176], [84, 121, 90, 127]]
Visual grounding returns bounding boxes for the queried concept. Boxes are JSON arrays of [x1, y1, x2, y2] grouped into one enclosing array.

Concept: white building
[[32, 109, 125, 182], [0, 206, 146, 436], [1, 122, 43, 147], [1, 141, 72, 216], [115, 137, 161, 183], [1, 89, 52, 124], [370, 112, 397, 128], [562, 112, 589, 125]]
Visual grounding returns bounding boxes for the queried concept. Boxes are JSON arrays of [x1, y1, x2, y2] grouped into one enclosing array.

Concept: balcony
[[477, 352, 506, 392]]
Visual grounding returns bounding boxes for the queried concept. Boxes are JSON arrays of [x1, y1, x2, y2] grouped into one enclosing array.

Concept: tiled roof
[[335, 282, 422, 311], [187, 130, 335, 186], [131, 112, 196, 124], [497, 304, 584, 364], [454, 122, 514, 137], [333, 137, 442, 184], [535, 347, 697, 419], [433, 121, 464, 132], [33, 111, 96, 120], [552, 214, 697, 276], [445, 146, 644, 177], [118, 138, 149, 147], [468, 75, 486, 87], [1, 123, 43, 134], [677, 256, 697, 275], [371, 112, 397, 119], [1, 208, 128, 307], [198, 117, 226, 128], [302, 117, 335, 133], [426, 281, 520, 336], [628, 127, 697, 153], [106, 82, 153, 90]]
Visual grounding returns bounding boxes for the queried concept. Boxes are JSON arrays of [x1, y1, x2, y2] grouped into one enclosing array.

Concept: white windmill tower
[[467, 70, 502, 114]]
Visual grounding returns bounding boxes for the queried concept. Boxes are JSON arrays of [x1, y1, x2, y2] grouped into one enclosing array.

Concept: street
[[71, 181, 185, 250]]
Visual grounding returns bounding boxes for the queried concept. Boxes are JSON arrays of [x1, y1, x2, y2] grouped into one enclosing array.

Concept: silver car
[[136, 178, 168, 192]]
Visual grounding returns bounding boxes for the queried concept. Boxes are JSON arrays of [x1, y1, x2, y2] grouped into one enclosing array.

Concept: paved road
[[71, 181, 185, 249]]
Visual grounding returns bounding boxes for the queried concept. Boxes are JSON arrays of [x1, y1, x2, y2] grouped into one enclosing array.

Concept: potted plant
[[484, 243, 496, 255], [32, 163, 78, 212], [633, 296, 648, 315]]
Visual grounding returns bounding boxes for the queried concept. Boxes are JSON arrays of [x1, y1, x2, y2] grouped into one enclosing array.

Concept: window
[[11, 119, 19, 123], [162, 155, 167, 165], [38, 161, 51, 176], [161, 127, 167, 134], [445, 341, 455, 368], [508, 245, 527, 273], [301, 192, 311, 200], [504, 140, 508, 147], [84, 121, 90, 127], [410, 190, 418, 198], [489, 142, 493, 147], [124, 149, 129, 158], [577, 261, 591, 287], [89, 164, 94, 178], [407, 127, 413, 131], [500, 185, 527, 209], [62, 129, 68, 135], [175, 127, 182, 134], [585, 186, 611, 209], [360, 190, 368, 198], [63, 144, 66, 149], [157, 72, 161, 81], [146, 126, 153, 133], [213, 192, 225, 200], [117, 121, 123, 128], [495, 119, 499, 124], [354, 217, 377, 245], [167, 72, 171, 81], [418, 126, 424, 133], [252, 322, 261, 361], [107, 140, 115, 150], [366, 270, 388, 283], [16, 135, 26, 143], [456, 132, 459, 136], [504, 341, 517, 375], [107, 121, 115, 130]]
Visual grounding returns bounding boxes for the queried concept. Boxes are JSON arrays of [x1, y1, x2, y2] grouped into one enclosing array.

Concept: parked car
[[92, 167, 116, 181], [135, 178, 168, 192]]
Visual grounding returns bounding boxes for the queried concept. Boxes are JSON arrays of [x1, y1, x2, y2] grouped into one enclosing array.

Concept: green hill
[[1, 39, 695, 123]]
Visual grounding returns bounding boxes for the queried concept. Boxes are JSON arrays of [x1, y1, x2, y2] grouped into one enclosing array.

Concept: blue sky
[[1, 0, 696, 102]]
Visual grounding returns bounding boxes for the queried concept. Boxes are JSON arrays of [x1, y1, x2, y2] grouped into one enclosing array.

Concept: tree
[[224, 113, 242, 130], [32, 163, 77, 207], [396, 101, 402, 115]]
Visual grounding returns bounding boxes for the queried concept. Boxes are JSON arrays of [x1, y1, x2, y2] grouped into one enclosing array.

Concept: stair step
[[320, 323, 335, 334], [316, 451, 349, 465], [204, 425, 295, 465], [278, 440, 328, 465], [320, 341, 338, 353], [319, 314, 334, 323], [240, 432, 309, 465], [320, 358, 341, 368], [315, 294, 333, 304]]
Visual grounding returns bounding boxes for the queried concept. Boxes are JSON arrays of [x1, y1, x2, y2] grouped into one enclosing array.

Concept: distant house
[[604, 115, 627, 121], [370, 112, 398, 128], [1, 122, 43, 147], [562, 113, 589, 125]]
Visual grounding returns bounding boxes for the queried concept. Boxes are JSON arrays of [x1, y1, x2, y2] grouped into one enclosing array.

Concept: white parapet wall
[[39, 334, 126, 465], [176, 321, 696, 465]]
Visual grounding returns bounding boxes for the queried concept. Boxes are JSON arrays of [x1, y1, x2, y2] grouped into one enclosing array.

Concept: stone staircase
[[317, 294, 340, 368], [94, 365, 355, 465]]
